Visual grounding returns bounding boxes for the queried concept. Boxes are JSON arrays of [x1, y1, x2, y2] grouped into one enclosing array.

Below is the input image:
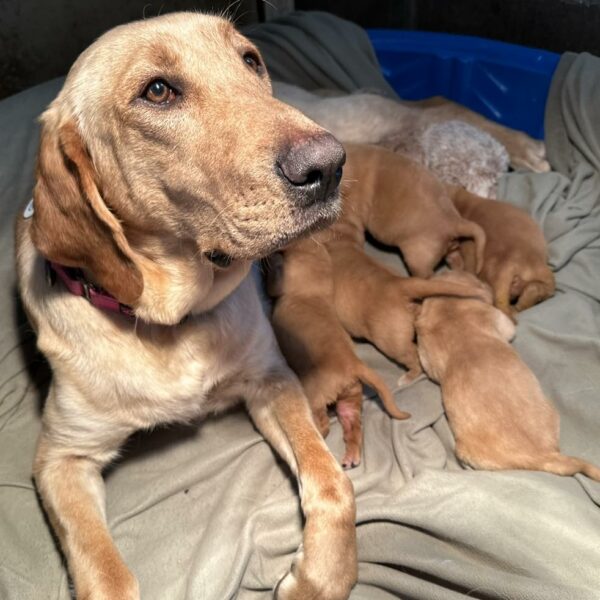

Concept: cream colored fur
[[273, 81, 549, 175], [15, 12, 356, 600]]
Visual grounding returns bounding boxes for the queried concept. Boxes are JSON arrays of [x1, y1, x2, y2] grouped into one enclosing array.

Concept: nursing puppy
[[15, 13, 356, 600], [344, 143, 486, 278], [325, 215, 489, 386], [449, 188, 555, 317], [415, 271, 600, 480], [267, 238, 410, 468]]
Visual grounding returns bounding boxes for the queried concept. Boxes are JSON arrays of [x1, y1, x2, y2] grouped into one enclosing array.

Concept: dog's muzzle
[[276, 133, 345, 208]]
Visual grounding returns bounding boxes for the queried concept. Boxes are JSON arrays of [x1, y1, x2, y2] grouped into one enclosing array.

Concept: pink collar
[[47, 261, 135, 319]]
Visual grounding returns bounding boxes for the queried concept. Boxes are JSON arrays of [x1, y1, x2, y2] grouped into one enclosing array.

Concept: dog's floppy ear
[[30, 117, 143, 306]]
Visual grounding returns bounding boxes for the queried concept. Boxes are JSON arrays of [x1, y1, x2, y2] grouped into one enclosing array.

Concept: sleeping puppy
[[273, 81, 550, 173], [415, 271, 600, 480], [15, 13, 357, 600], [449, 187, 555, 318], [343, 143, 486, 278], [378, 119, 509, 198], [267, 238, 410, 469], [325, 215, 489, 386]]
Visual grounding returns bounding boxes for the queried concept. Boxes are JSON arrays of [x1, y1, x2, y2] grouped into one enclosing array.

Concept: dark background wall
[[2, 0, 600, 100], [412, 0, 600, 55], [0, 0, 260, 99], [296, 0, 600, 55]]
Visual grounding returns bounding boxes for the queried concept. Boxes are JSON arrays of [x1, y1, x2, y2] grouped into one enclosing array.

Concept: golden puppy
[[416, 271, 600, 480], [15, 13, 357, 600], [325, 215, 489, 386], [267, 238, 410, 468], [343, 143, 486, 278], [449, 187, 555, 317]]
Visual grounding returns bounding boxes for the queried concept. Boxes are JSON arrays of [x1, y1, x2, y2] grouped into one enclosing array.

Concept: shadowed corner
[[12, 284, 51, 415]]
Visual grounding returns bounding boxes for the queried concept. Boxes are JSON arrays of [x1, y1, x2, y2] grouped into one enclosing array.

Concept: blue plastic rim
[[368, 29, 561, 140]]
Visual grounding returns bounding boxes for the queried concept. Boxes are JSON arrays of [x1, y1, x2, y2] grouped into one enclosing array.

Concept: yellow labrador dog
[[15, 13, 356, 600]]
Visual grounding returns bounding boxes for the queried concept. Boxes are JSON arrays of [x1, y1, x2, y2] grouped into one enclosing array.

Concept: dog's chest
[[46, 286, 272, 429]]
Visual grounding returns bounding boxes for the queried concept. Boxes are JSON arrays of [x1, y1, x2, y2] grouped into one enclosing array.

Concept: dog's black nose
[[277, 134, 345, 207]]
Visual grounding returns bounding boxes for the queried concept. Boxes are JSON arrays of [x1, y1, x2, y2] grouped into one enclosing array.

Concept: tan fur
[[415, 271, 600, 480], [323, 208, 490, 387], [342, 143, 486, 278], [449, 187, 555, 318], [267, 239, 410, 469], [15, 13, 357, 600]]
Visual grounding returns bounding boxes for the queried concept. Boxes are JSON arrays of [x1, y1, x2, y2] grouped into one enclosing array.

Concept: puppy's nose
[[277, 133, 345, 206]]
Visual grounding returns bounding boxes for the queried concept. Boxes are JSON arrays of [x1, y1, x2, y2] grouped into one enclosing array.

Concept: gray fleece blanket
[[1, 12, 599, 600]]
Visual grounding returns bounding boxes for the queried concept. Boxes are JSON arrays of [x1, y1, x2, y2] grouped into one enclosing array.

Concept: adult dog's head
[[30, 12, 344, 324]]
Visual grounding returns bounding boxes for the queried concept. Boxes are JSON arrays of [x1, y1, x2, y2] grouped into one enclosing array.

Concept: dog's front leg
[[34, 399, 138, 600], [246, 372, 357, 600]]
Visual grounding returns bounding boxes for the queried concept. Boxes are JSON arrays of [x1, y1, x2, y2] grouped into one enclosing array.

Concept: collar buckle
[[46, 260, 136, 320], [80, 280, 92, 302]]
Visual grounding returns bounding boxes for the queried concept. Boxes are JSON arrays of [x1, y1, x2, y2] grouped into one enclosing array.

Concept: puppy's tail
[[455, 220, 486, 274], [535, 454, 600, 482], [357, 364, 411, 420], [404, 278, 489, 303]]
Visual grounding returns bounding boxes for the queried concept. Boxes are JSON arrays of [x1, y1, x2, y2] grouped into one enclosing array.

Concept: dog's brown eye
[[143, 79, 176, 104], [243, 51, 262, 74]]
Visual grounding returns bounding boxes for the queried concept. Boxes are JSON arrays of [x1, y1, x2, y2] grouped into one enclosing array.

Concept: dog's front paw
[[275, 543, 356, 600]]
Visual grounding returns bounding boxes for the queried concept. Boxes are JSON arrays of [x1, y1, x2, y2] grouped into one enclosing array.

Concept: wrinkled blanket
[[1, 12, 599, 600]]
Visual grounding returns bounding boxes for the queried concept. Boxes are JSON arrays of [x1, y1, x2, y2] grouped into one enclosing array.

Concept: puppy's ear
[[30, 118, 143, 305]]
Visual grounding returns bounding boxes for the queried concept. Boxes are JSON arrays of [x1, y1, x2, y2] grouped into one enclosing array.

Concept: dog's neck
[[132, 251, 251, 325], [103, 227, 248, 325], [48, 256, 251, 326]]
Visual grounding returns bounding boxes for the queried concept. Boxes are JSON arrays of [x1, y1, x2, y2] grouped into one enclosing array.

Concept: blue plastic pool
[[368, 30, 560, 139]]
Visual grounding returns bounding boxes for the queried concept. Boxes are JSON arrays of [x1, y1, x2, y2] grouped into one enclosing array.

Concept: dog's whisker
[[232, 9, 254, 25], [261, 0, 277, 12], [219, 0, 244, 22]]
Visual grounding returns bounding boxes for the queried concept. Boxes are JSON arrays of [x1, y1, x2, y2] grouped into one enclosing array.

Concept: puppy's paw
[[312, 408, 331, 438], [397, 370, 426, 388], [341, 448, 361, 470], [507, 135, 550, 172]]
